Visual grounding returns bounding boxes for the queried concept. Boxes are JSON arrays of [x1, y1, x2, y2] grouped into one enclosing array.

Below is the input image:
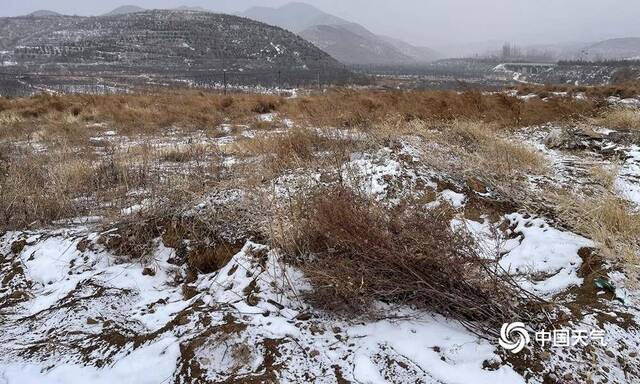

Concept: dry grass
[[273, 186, 543, 335], [229, 127, 358, 177], [0, 111, 23, 126], [0, 88, 606, 148], [556, 193, 640, 275], [0, 92, 285, 140], [0, 140, 223, 230], [513, 81, 640, 100], [0, 148, 94, 227], [593, 108, 640, 130], [282, 89, 599, 129], [443, 120, 548, 174], [158, 144, 213, 163], [553, 164, 640, 279]]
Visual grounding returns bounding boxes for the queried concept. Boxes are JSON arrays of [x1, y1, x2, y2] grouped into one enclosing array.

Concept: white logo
[[499, 322, 530, 354]]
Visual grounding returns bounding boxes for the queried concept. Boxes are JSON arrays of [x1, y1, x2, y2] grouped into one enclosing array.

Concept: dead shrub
[[277, 187, 542, 335], [218, 96, 234, 110], [0, 98, 9, 112], [161, 216, 248, 274], [99, 218, 163, 260], [101, 203, 254, 273], [251, 97, 279, 114]]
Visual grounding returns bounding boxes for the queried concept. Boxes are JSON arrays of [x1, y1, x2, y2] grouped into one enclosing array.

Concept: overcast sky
[[3, 0, 640, 48]]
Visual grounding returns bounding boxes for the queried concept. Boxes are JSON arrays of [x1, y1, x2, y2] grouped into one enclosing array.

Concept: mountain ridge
[[27, 10, 62, 17], [240, 2, 440, 65], [582, 37, 640, 60], [103, 5, 145, 16]]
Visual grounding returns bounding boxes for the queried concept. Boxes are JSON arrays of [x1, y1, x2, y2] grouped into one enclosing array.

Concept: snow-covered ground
[[0, 217, 613, 384], [1, 113, 639, 383]]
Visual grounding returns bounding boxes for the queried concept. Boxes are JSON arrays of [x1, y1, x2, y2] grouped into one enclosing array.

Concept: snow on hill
[[0, 10, 352, 86]]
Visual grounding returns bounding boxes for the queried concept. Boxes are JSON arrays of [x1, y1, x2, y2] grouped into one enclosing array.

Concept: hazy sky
[[2, 0, 640, 48]]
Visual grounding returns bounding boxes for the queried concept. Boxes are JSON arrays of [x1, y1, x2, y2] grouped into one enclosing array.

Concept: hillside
[[300, 24, 414, 66], [241, 2, 346, 33], [0, 10, 352, 90], [27, 10, 61, 17], [240, 2, 439, 65], [583, 37, 640, 60], [102, 5, 145, 16]]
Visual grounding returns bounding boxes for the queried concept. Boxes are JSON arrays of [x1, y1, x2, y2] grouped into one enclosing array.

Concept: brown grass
[[0, 88, 606, 147], [0, 147, 94, 228], [274, 186, 543, 335], [0, 140, 223, 230], [0, 92, 285, 139], [513, 81, 640, 100], [552, 164, 640, 279], [282, 89, 599, 129], [230, 127, 357, 177], [158, 144, 212, 163], [593, 108, 640, 130]]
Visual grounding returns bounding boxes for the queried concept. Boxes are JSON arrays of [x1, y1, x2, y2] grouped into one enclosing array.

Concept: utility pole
[[223, 70, 227, 95], [277, 70, 281, 90]]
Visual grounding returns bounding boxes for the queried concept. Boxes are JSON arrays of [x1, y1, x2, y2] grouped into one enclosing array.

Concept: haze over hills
[[0, 10, 353, 87], [239, 2, 440, 66], [27, 10, 61, 17], [241, 2, 345, 33], [103, 5, 145, 16], [581, 37, 640, 60]]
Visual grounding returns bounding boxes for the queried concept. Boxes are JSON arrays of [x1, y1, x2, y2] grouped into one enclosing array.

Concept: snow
[[343, 150, 402, 199], [257, 112, 276, 122], [349, 316, 525, 384], [0, 231, 528, 384], [500, 213, 595, 296], [607, 96, 640, 108], [440, 189, 467, 208], [120, 202, 146, 216], [20, 236, 74, 286], [615, 145, 640, 207], [454, 212, 594, 296], [0, 336, 181, 384]]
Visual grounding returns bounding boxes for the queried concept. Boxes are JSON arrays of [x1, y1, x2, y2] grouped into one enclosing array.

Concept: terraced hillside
[[0, 10, 354, 92]]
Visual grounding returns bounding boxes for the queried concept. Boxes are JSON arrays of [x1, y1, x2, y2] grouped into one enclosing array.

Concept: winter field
[[0, 87, 640, 383]]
